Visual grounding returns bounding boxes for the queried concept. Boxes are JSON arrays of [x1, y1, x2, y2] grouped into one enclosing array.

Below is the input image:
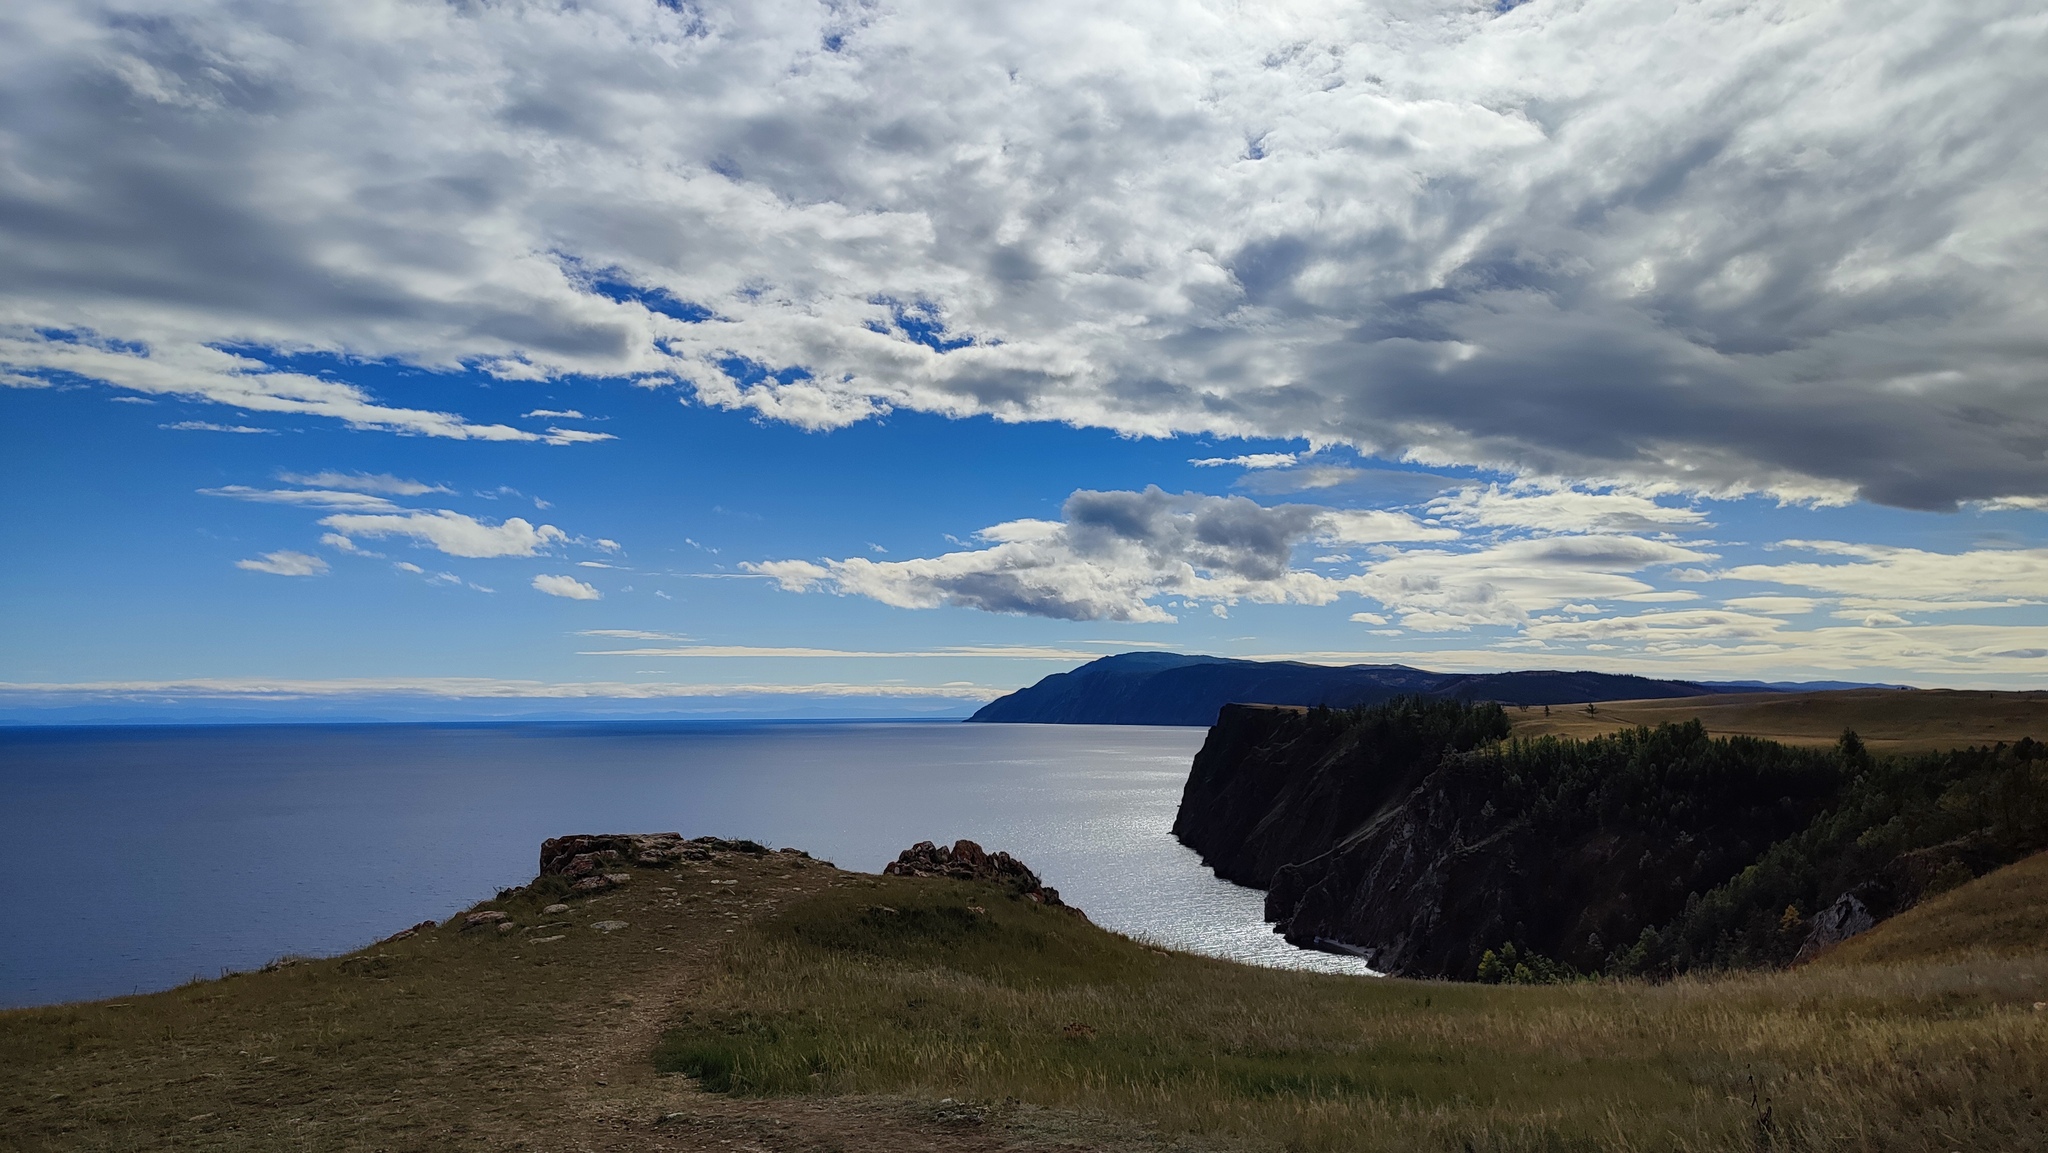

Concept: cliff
[[969, 651, 1746, 727], [1175, 699, 2048, 979]]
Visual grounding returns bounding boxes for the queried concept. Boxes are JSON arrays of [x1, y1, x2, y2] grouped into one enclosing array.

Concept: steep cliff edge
[[1175, 699, 2048, 979], [1170, 700, 1510, 889]]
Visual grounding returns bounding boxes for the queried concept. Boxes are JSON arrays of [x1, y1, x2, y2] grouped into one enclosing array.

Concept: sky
[[2, 0, 2044, 720]]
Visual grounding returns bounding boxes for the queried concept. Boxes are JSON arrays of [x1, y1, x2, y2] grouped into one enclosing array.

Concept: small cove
[[0, 720, 1375, 1007]]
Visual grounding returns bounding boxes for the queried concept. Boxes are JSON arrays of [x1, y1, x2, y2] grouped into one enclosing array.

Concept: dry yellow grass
[[1815, 850, 2048, 967], [1504, 688, 2048, 752], [6, 850, 2048, 1152]]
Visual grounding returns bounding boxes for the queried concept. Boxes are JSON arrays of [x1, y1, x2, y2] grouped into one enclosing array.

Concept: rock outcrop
[[883, 839, 1079, 913], [538, 834, 782, 891], [1796, 890, 1878, 961]]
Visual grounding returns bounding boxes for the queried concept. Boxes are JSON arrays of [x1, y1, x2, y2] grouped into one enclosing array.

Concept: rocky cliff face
[[1170, 701, 1508, 889], [1175, 702, 1852, 978]]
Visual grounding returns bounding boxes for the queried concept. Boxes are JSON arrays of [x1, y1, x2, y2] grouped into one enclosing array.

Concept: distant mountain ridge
[[967, 652, 1891, 727]]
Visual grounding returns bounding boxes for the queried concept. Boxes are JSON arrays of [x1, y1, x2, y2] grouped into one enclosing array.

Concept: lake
[[0, 720, 1375, 1007]]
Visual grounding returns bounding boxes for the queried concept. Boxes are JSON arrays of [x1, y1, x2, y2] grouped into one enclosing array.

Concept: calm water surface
[[0, 721, 1374, 1006]]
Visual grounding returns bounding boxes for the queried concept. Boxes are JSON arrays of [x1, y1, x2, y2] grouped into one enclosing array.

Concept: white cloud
[[392, 561, 423, 573], [1343, 535, 1714, 631], [319, 511, 568, 558], [235, 550, 327, 577], [3, 0, 2043, 505], [19, 335, 563, 443], [533, 573, 602, 600], [159, 420, 273, 434], [540, 427, 616, 445], [578, 629, 692, 641], [278, 471, 448, 496], [1523, 608, 1788, 646], [1721, 542, 2048, 612], [524, 409, 587, 419], [1190, 453, 1300, 470], [201, 485, 399, 511], [1722, 596, 1819, 616], [746, 487, 1458, 622], [1237, 466, 1371, 493], [318, 532, 381, 556], [1428, 484, 1707, 534]]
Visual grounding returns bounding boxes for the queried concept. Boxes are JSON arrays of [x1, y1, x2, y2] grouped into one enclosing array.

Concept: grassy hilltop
[[1506, 687, 2048, 753], [5, 836, 2047, 1153]]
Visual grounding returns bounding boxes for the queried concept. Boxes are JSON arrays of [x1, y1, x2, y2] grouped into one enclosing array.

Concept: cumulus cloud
[[1, 0, 2041, 504], [532, 573, 602, 600], [235, 549, 327, 576], [319, 510, 569, 558], [749, 486, 1454, 622]]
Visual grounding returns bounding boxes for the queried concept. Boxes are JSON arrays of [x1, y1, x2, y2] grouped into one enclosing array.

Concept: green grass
[[658, 874, 2048, 1152]]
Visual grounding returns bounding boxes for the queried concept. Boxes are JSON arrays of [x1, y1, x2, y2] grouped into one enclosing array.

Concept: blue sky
[[1, 0, 2043, 719]]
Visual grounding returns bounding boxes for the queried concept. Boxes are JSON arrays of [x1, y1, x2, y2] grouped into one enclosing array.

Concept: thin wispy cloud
[[235, 550, 328, 577], [201, 485, 400, 512], [576, 645, 1110, 659], [321, 511, 569, 559], [277, 472, 448, 497], [0, 678, 1001, 701]]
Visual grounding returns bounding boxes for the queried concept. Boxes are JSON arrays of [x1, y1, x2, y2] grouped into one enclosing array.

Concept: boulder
[[462, 911, 509, 930]]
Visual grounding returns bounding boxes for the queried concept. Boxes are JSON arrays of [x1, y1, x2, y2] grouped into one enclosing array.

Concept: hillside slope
[[1814, 850, 2048, 966], [7, 833, 2047, 1153]]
